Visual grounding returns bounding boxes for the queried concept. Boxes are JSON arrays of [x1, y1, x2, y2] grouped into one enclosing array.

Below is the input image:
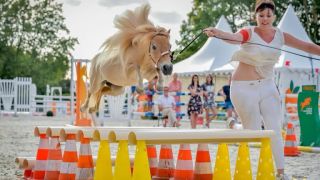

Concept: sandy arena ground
[[0, 114, 319, 179]]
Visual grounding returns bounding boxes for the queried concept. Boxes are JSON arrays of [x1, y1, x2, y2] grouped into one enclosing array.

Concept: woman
[[201, 74, 217, 128], [168, 73, 182, 126], [204, 0, 320, 179], [187, 74, 203, 129]]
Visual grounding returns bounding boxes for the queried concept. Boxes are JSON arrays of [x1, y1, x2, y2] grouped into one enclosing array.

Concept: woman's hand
[[203, 27, 220, 37]]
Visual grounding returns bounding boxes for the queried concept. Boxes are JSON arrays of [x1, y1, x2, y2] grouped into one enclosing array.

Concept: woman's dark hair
[[255, 2, 275, 13], [205, 74, 213, 85], [190, 74, 200, 87]]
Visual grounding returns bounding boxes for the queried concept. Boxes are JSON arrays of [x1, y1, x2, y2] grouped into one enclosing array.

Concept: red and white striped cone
[[147, 145, 158, 177], [194, 144, 212, 180], [24, 169, 33, 179], [155, 144, 175, 179], [284, 122, 300, 156], [76, 137, 94, 180], [174, 144, 194, 180], [44, 136, 62, 179], [33, 134, 49, 180], [59, 134, 78, 180]]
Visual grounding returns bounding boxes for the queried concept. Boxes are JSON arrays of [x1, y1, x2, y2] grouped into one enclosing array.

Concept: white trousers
[[162, 108, 177, 127], [230, 79, 284, 169]]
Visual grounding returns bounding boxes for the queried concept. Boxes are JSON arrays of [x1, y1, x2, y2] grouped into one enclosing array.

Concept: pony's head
[[101, 4, 173, 75], [131, 25, 173, 75], [147, 29, 173, 75]]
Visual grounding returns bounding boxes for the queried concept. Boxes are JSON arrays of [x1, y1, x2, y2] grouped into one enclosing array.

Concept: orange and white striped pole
[[174, 144, 194, 180], [66, 102, 71, 116], [51, 102, 57, 116], [76, 137, 94, 179], [59, 134, 78, 180], [44, 136, 62, 179], [33, 134, 49, 180]]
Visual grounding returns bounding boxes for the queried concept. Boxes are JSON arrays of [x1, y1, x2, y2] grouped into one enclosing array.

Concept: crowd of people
[[132, 72, 238, 129]]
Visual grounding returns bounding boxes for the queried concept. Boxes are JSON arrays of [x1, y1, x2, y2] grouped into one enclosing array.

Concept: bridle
[[148, 33, 172, 68]]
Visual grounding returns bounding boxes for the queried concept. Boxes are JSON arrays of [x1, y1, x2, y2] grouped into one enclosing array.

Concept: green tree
[[175, 0, 319, 62], [0, 0, 77, 94]]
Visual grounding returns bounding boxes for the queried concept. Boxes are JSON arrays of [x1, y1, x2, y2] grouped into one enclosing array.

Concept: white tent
[[276, 5, 320, 93], [173, 15, 238, 75]]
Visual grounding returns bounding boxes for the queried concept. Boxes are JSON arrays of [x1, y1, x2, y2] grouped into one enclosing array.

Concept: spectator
[[157, 86, 177, 127], [187, 74, 203, 129], [168, 73, 182, 125], [219, 78, 238, 120], [202, 74, 217, 128]]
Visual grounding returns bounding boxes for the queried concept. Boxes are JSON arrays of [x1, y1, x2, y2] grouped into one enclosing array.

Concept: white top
[[157, 95, 175, 108], [231, 26, 285, 78]]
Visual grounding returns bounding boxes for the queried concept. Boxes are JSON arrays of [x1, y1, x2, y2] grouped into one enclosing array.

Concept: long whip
[[173, 31, 320, 61]]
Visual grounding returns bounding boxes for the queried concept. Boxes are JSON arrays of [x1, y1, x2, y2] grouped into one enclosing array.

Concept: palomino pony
[[81, 4, 173, 113]]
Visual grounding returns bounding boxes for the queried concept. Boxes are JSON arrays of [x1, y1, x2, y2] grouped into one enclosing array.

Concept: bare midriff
[[232, 62, 263, 81]]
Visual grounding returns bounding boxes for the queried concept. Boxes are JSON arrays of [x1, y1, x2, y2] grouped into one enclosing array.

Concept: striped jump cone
[[194, 144, 212, 180], [147, 145, 158, 177], [213, 143, 231, 180], [59, 134, 78, 180], [174, 144, 193, 180], [44, 136, 62, 180], [76, 137, 94, 180], [284, 122, 300, 156], [33, 134, 49, 180], [24, 169, 33, 179], [155, 144, 175, 179]]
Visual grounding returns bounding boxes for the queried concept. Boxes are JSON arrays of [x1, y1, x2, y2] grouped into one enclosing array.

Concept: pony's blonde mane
[[99, 4, 169, 60]]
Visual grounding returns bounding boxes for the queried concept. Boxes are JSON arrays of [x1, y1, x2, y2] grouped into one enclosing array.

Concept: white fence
[[0, 77, 131, 119], [0, 77, 35, 115]]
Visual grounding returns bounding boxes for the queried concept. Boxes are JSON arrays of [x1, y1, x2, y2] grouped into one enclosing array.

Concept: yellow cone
[[132, 140, 151, 180], [257, 138, 275, 180], [114, 140, 131, 180], [94, 140, 113, 180], [213, 143, 231, 180], [234, 143, 252, 180]]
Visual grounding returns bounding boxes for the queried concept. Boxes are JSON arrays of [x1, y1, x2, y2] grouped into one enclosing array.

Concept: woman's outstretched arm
[[203, 27, 250, 44], [284, 32, 320, 56]]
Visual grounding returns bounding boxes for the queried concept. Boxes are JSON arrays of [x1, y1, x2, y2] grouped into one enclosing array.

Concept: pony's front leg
[[156, 68, 164, 91], [135, 65, 144, 93]]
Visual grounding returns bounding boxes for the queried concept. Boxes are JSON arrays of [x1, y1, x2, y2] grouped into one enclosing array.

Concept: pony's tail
[[113, 3, 153, 30]]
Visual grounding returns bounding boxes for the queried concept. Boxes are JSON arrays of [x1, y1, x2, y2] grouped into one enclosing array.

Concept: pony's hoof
[[80, 105, 87, 112], [88, 107, 97, 114]]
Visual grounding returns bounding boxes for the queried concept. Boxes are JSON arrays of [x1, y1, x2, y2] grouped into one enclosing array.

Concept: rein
[[148, 33, 172, 68], [173, 31, 320, 62]]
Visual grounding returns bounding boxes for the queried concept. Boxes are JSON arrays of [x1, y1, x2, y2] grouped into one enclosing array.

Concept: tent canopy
[[275, 5, 320, 70]]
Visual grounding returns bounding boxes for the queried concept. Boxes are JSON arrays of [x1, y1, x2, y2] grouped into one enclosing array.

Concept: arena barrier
[[18, 126, 278, 180], [132, 90, 228, 126]]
